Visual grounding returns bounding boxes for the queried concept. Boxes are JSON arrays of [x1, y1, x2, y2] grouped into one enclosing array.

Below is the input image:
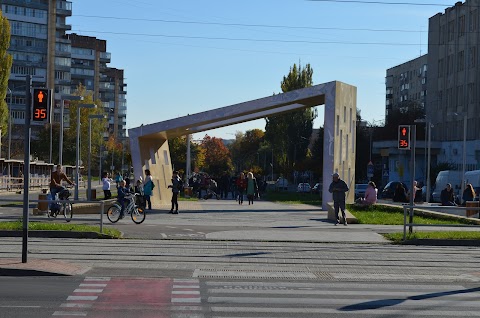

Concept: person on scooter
[[49, 165, 74, 215]]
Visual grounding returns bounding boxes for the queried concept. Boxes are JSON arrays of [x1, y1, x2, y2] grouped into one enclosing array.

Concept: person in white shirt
[[102, 172, 113, 199]]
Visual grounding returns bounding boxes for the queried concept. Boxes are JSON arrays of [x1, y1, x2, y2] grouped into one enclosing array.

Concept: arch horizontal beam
[[129, 82, 330, 139]]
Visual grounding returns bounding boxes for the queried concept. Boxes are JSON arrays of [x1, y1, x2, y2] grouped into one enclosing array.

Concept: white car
[[275, 178, 288, 190], [297, 183, 311, 193]]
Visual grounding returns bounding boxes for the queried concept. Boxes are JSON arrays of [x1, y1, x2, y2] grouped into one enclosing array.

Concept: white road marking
[[172, 291, 200, 295], [171, 297, 201, 303], [173, 285, 200, 289], [67, 296, 98, 301], [73, 288, 103, 293], [60, 303, 92, 308], [79, 283, 107, 288], [52, 311, 87, 316]]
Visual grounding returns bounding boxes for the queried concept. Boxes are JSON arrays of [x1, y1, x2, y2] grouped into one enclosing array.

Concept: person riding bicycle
[[50, 165, 74, 200], [117, 180, 129, 218]]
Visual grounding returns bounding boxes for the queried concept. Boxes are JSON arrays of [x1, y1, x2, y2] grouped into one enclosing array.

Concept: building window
[[457, 85, 463, 106], [469, 46, 477, 68], [458, 50, 465, 72], [448, 20, 455, 41], [438, 59, 444, 77], [459, 15, 465, 37], [468, 83, 476, 104], [447, 55, 454, 75], [470, 10, 478, 31]]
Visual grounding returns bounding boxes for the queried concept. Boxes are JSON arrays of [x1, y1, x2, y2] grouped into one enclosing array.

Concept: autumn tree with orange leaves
[[200, 135, 233, 176]]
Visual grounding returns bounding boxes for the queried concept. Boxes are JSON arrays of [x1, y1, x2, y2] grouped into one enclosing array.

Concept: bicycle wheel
[[131, 206, 146, 224], [62, 202, 73, 222], [107, 205, 122, 223]]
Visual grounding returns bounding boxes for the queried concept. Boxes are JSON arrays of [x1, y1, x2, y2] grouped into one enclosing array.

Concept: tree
[[169, 135, 201, 174], [378, 100, 426, 141], [229, 129, 264, 173], [62, 85, 107, 170], [200, 135, 233, 176], [265, 63, 317, 176], [0, 12, 12, 138]]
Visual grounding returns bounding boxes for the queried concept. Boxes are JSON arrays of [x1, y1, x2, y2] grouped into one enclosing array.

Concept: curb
[[400, 239, 480, 246], [0, 230, 116, 239]]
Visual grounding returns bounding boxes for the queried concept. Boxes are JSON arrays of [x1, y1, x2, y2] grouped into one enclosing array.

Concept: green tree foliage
[[0, 12, 13, 137], [200, 135, 233, 176], [229, 129, 264, 173], [265, 63, 317, 176], [169, 135, 201, 174], [378, 100, 426, 141]]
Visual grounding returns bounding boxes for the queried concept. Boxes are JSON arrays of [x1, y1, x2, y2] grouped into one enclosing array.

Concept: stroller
[[203, 179, 220, 200]]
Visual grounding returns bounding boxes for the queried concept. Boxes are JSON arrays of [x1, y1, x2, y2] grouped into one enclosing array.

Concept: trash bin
[[466, 201, 479, 218], [87, 189, 96, 200], [38, 194, 48, 212]]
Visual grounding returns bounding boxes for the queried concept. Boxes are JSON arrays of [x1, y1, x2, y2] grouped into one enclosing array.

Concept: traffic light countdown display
[[398, 125, 411, 150], [32, 88, 49, 123]]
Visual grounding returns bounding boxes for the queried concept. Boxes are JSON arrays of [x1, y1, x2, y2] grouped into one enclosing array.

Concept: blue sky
[[69, 0, 454, 140]]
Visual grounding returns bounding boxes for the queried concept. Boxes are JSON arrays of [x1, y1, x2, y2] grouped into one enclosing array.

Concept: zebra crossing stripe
[[210, 307, 480, 316]]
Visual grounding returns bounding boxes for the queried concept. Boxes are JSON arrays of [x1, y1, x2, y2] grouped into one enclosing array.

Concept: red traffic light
[[398, 125, 410, 150], [32, 88, 49, 122]]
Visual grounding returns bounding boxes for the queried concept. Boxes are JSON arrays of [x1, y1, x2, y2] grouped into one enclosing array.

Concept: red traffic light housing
[[398, 125, 411, 150], [32, 88, 50, 123]]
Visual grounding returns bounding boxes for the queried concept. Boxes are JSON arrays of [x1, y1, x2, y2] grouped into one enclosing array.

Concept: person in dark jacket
[[393, 183, 408, 203], [441, 183, 456, 206], [168, 170, 182, 214], [461, 183, 476, 206], [328, 172, 349, 226]]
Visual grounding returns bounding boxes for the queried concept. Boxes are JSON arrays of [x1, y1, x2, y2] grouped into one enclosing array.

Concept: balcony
[[56, 1, 73, 15], [100, 52, 111, 62], [56, 23, 72, 31]]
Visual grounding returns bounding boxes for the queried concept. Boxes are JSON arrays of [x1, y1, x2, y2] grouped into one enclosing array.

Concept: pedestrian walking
[[328, 172, 349, 226], [143, 169, 154, 210], [246, 172, 258, 205], [236, 172, 247, 205], [168, 170, 182, 214]]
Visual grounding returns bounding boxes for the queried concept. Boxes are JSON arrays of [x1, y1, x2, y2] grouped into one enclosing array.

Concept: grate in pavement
[[193, 268, 316, 280]]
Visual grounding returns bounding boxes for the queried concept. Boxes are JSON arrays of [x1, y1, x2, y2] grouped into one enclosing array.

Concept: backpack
[[150, 180, 155, 189]]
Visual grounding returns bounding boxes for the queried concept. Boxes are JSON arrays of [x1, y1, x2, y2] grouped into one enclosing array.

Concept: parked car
[[380, 181, 409, 199], [354, 184, 369, 200], [311, 183, 322, 194], [275, 177, 288, 190], [297, 183, 311, 193]]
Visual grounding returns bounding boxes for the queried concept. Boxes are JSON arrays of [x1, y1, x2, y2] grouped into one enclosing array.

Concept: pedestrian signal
[[398, 125, 411, 150], [32, 88, 50, 123]]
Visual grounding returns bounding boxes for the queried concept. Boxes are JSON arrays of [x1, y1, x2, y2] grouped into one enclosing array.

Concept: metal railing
[[0, 176, 86, 192], [0, 198, 105, 233], [402, 204, 480, 240]]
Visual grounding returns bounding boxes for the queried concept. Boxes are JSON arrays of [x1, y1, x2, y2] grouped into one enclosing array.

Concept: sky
[[69, 0, 455, 140]]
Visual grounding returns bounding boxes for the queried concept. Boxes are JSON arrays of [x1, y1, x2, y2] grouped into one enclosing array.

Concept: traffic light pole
[[22, 75, 32, 263], [409, 125, 416, 234]]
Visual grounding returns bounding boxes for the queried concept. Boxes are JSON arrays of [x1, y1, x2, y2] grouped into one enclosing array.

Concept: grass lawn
[[347, 204, 475, 226], [385, 231, 480, 243], [0, 221, 121, 238], [263, 191, 322, 206]]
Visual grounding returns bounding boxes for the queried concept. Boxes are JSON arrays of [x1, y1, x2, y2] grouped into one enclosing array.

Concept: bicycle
[[106, 192, 146, 224], [47, 186, 73, 222]]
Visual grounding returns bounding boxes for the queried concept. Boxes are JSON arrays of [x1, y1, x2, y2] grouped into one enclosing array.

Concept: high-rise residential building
[[428, 0, 480, 170], [428, 0, 480, 142], [67, 33, 128, 142], [1, 0, 73, 138], [101, 67, 127, 141], [385, 54, 428, 122]]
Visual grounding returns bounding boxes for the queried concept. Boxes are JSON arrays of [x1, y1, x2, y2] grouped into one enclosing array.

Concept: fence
[[0, 198, 105, 233], [402, 204, 480, 240], [0, 176, 86, 192]]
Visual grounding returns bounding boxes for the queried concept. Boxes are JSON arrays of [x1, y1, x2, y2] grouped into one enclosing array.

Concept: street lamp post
[[75, 104, 97, 200], [59, 95, 84, 166], [7, 87, 12, 161], [450, 113, 467, 195], [88, 114, 106, 201]]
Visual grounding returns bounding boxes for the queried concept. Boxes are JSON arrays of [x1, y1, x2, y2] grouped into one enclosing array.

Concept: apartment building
[[67, 33, 128, 142], [385, 54, 428, 121], [1, 0, 72, 135], [427, 0, 480, 169]]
